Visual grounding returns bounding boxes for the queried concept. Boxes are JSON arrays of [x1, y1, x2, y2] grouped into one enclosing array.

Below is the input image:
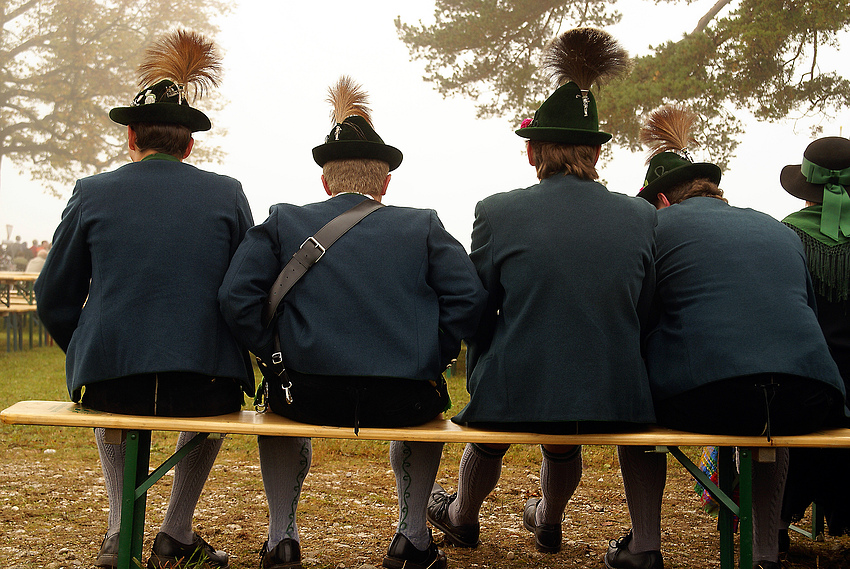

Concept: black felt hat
[[516, 28, 630, 146], [109, 79, 211, 132], [109, 30, 220, 133], [780, 136, 850, 203], [312, 114, 403, 171]]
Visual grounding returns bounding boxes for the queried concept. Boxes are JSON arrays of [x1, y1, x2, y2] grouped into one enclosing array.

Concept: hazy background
[[1, 0, 847, 248]]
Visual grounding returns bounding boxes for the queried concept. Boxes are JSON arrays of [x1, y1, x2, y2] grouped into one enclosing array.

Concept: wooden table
[[0, 272, 41, 350]]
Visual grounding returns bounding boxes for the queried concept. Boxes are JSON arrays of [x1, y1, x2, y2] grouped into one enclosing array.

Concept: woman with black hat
[[779, 136, 850, 547]]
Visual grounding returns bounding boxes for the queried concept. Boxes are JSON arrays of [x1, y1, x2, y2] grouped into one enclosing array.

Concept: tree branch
[[692, 0, 734, 34]]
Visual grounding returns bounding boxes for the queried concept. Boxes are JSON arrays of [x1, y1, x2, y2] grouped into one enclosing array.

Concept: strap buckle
[[300, 236, 326, 262]]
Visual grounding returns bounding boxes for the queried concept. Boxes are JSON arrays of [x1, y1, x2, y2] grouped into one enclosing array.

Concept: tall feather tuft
[[328, 75, 372, 125], [544, 27, 630, 90], [137, 29, 221, 102], [640, 104, 699, 164]]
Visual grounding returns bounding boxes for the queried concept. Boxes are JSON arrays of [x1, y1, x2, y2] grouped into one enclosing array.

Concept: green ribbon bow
[[802, 157, 850, 240]]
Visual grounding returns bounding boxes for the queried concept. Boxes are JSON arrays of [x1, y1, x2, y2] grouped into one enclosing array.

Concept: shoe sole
[[426, 512, 479, 548]]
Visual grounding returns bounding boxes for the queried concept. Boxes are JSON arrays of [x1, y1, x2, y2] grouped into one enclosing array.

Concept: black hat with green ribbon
[[636, 104, 721, 205], [109, 30, 220, 133], [516, 27, 630, 145], [312, 76, 403, 171], [780, 136, 850, 241]]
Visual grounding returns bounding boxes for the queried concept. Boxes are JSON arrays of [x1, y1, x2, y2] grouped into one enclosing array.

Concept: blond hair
[[322, 159, 389, 197], [528, 140, 599, 181]]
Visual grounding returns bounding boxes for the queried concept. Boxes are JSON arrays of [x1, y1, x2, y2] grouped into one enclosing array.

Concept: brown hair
[[322, 159, 389, 197], [528, 140, 599, 180], [663, 178, 727, 205], [131, 123, 192, 157]]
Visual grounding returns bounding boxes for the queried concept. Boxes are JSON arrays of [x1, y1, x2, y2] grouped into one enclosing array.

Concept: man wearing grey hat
[[218, 76, 486, 569]]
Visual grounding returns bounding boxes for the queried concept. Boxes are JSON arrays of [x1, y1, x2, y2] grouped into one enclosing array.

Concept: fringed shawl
[[783, 205, 850, 303]]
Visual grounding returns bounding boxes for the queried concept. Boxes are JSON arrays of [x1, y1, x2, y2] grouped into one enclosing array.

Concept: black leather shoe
[[522, 497, 561, 553], [95, 533, 119, 568], [147, 532, 229, 568], [604, 532, 663, 569], [426, 483, 480, 547], [382, 532, 447, 569], [260, 539, 302, 569]]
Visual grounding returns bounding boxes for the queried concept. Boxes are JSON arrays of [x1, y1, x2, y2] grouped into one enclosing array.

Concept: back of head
[[131, 122, 193, 156], [322, 159, 390, 197], [528, 140, 599, 181]]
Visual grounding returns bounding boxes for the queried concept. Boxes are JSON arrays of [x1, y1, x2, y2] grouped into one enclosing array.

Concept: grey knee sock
[[390, 440, 444, 551], [94, 428, 125, 536], [536, 446, 582, 525], [618, 445, 666, 553], [259, 436, 312, 549], [449, 443, 507, 527], [752, 447, 789, 563], [160, 432, 224, 544]]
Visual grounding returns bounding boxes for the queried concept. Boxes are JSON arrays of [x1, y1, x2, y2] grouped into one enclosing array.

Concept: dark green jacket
[[454, 174, 658, 424]]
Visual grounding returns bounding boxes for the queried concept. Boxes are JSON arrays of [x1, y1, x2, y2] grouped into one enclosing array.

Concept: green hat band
[[802, 157, 850, 240]]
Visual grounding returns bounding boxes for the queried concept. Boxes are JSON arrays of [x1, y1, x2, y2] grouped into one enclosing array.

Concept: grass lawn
[[2, 345, 849, 568]]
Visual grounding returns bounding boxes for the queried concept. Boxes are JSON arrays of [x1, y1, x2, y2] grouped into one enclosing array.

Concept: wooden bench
[[4, 400, 847, 569]]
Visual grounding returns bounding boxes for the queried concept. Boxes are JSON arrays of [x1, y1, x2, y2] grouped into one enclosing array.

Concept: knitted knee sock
[[449, 443, 507, 527], [159, 432, 224, 544], [259, 436, 312, 549], [617, 445, 666, 553], [94, 428, 125, 536], [390, 440, 445, 551], [752, 447, 789, 563], [536, 446, 582, 525]]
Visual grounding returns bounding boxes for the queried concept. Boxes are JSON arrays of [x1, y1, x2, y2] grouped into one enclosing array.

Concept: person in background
[[35, 30, 254, 569], [219, 76, 485, 569], [25, 249, 47, 273], [427, 27, 657, 555], [606, 105, 845, 569], [778, 136, 850, 548]]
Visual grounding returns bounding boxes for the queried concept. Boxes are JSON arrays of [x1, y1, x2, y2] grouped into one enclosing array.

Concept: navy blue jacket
[[218, 193, 486, 381], [454, 174, 658, 424], [646, 197, 845, 401], [35, 158, 255, 400]]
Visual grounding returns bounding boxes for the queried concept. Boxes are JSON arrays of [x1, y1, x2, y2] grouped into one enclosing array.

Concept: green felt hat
[[312, 115, 403, 171], [516, 82, 612, 145], [109, 79, 212, 132], [637, 152, 722, 205]]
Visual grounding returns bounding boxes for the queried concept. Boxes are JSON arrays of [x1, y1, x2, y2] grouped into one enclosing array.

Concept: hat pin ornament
[[577, 90, 590, 117]]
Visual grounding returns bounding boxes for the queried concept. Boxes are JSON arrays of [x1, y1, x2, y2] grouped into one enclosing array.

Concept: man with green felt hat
[[427, 27, 659, 556]]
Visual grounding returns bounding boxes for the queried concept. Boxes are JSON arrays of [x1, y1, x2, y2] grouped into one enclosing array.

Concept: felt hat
[[516, 28, 630, 146], [109, 30, 220, 133], [637, 152, 722, 203], [312, 76, 402, 171], [780, 137, 850, 202], [635, 104, 721, 205], [110, 79, 211, 132], [780, 136, 850, 240]]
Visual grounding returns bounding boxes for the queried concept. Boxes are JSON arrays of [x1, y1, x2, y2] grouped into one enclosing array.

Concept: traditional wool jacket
[[454, 174, 658, 425]]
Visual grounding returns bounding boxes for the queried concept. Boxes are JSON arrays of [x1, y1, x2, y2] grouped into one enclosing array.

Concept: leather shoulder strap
[[261, 198, 384, 327]]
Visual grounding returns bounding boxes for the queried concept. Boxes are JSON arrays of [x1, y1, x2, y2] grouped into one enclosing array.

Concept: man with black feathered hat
[[606, 106, 846, 569], [779, 136, 850, 548], [426, 27, 657, 556], [218, 76, 486, 569], [35, 30, 255, 569]]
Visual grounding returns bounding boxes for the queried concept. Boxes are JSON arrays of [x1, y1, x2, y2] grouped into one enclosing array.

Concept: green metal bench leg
[[738, 448, 753, 569], [718, 446, 736, 569], [119, 429, 151, 569]]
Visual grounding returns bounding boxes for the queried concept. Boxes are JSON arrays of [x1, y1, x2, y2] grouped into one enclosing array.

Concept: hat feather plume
[[640, 104, 699, 164], [328, 76, 372, 125], [137, 29, 221, 102], [544, 27, 630, 90]]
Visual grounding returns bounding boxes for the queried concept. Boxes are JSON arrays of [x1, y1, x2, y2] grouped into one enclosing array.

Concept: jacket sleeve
[[34, 183, 92, 352], [425, 210, 487, 370], [218, 208, 282, 363], [465, 200, 500, 379]]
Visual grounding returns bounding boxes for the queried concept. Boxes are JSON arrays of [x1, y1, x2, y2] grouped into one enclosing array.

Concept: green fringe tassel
[[785, 223, 850, 303]]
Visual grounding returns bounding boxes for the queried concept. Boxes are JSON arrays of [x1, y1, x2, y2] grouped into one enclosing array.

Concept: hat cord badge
[[577, 90, 590, 117]]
